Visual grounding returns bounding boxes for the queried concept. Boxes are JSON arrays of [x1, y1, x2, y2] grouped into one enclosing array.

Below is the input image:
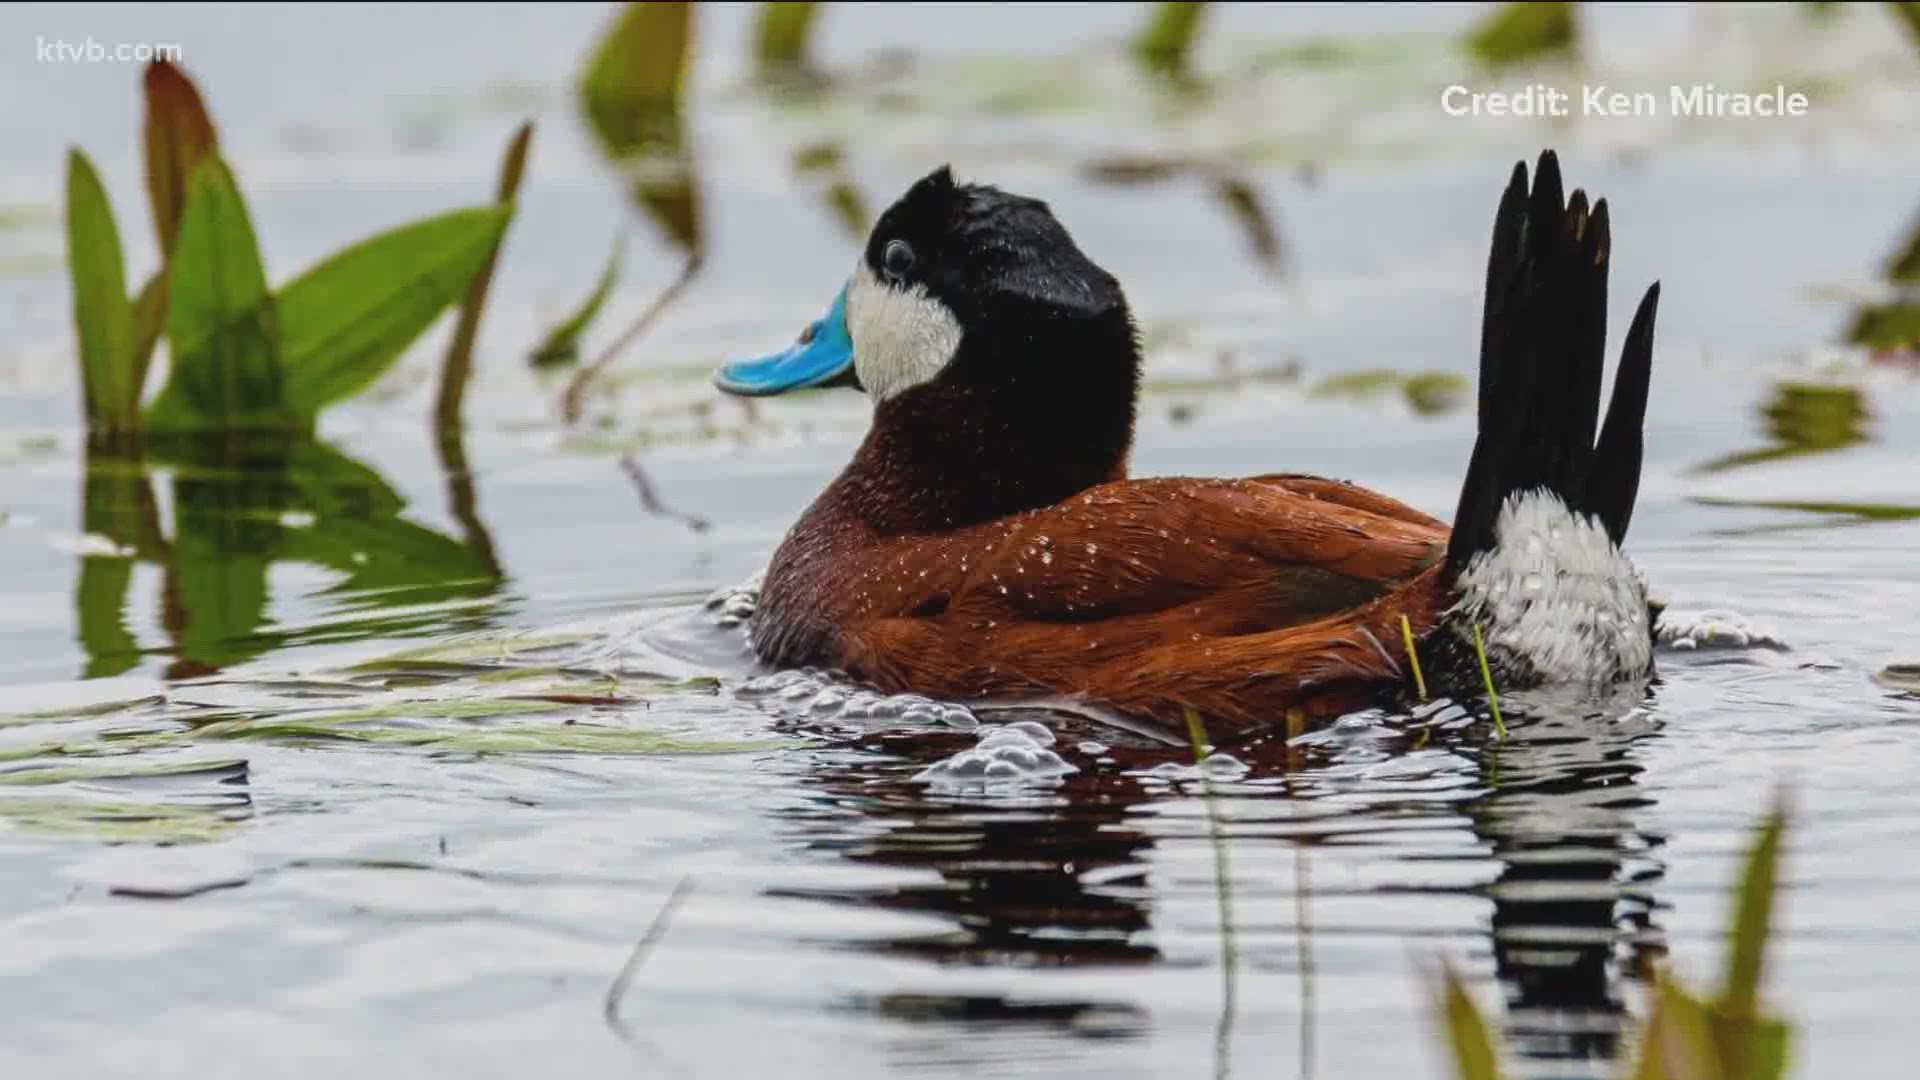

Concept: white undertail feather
[[845, 262, 963, 401], [1448, 489, 1653, 685]]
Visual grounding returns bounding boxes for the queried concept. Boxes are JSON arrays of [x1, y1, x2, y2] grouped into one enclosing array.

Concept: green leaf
[[1466, 2, 1579, 68], [129, 270, 168, 402], [1134, 2, 1211, 79], [277, 205, 514, 416], [143, 59, 220, 261], [754, 2, 821, 72], [1634, 976, 1727, 1080], [1704, 1011, 1792, 1080], [1437, 964, 1504, 1080], [1705, 798, 1793, 1080], [529, 233, 624, 369], [579, 1, 703, 256], [582, 1, 692, 138], [147, 156, 287, 432], [64, 149, 139, 430], [1722, 800, 1786, 1016]]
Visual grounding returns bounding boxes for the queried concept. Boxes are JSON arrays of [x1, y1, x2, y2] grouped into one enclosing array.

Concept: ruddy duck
[[715, 151, 1660, 738]]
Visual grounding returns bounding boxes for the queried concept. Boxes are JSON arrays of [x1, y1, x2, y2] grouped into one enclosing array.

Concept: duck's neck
[[832, 374, 1136, 536]]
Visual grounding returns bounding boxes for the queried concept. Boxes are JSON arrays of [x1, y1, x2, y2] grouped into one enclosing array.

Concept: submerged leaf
[[64, 150, 138, 430], [278, 205, 514, 415], [143, 58, 220, 260], [530, 233, 625, 369], [147, 156, 287, 432]]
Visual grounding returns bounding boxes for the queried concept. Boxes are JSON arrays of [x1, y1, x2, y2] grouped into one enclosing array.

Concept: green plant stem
[[1400, 614, 1429, 701], [1472, 624, 1507, 740], [438, 121, 532, 435], [561, 250, 704, 425], [1184, 706, 1237, 1080]]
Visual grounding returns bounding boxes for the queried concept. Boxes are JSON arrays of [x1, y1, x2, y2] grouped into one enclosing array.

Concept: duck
[[712, 150, 1662, 741]]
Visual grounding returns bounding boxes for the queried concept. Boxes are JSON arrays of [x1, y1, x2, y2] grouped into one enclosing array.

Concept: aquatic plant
[[1891, 2, 1920, 50], [529, 235, 626, 370], [1436, 795, 1793, 1080], [564, 0, 704, 420], [438, 122, 534, 432], [1465, 2, 1579, 68], [755, 1, 823, 79], [63, 60, 522, 441], [1135, 2, 1212, 80]]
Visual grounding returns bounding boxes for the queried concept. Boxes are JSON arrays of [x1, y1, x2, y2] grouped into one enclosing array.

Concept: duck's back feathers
[[752, 474, 1452, 733]]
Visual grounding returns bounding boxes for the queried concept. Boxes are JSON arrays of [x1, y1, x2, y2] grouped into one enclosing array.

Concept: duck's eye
[[882, 239, 916, 281]]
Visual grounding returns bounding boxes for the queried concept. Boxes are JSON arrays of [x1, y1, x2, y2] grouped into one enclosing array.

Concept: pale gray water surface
[[1, 4, 1919, 1079]]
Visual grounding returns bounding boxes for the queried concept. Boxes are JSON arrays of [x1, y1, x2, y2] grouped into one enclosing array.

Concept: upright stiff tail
[[1441, 150, 1662, 687]]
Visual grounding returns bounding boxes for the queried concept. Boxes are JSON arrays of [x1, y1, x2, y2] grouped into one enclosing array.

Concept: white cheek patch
[[846, 261, 963, 402]]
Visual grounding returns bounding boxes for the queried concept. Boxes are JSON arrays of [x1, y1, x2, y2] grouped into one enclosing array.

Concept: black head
[[844, 165, 1139, 402], [843, 166, 1145, 529], [715, 166, 1146, 532]]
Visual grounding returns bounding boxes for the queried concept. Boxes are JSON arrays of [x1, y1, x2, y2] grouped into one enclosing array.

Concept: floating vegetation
[[1693, 382, 1870, 475], [1691, 497, 1920, 533], [1309, 369, 1470, 417], [1847, 201, 1920, 354], [0, 796, 245, 845], [1875, 663, 1920, 694]]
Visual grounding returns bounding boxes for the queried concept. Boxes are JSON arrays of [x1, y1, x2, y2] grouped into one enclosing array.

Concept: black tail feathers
[[1446, 150, 1661, 572]]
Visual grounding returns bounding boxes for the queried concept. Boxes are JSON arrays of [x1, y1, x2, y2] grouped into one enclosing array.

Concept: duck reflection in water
[[1463, 688, 1669, 1072], [751, 685, 1668, 1075]]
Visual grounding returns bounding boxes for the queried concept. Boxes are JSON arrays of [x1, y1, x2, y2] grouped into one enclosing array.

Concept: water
[[2, 3, 1919, 1078]]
